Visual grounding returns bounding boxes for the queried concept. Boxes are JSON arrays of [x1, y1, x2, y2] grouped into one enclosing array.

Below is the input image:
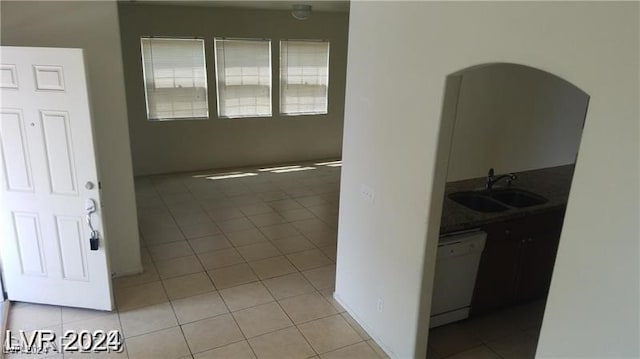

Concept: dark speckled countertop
[[440, 165, 574, 234]]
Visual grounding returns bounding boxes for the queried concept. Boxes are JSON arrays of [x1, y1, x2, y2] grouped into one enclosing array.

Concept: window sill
[[147, 117, 210, 122], [280, 112, 329, 117]]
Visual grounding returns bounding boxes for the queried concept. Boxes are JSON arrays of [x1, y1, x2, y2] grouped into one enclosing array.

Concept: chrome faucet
[[486, 168, 517, 190]]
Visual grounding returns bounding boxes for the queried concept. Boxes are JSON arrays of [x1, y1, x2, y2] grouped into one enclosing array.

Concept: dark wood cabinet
[[470, 229, 521, 313], [471, 207, 565, 315], [515, 209, 564, 302]]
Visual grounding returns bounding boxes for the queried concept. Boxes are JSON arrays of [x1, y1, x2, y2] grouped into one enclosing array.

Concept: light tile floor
[[6, 159, 546, 359], [6, 160, 386, 359]]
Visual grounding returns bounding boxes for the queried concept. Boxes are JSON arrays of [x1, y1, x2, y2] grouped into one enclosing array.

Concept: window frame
[[279, 39, 330, 117], [213, 37, 273, 119], [140, 36, 210, 121]]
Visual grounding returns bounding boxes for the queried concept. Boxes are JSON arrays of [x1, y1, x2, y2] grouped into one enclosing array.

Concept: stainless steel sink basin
[[448, 191, 509, 212], [486, 188, 548, 208], [448, 188, 548, 212]]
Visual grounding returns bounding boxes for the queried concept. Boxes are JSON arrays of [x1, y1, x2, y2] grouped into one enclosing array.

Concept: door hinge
[[98, 181, 102, 189]]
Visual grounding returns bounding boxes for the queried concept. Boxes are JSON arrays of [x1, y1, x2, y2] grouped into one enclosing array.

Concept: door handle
[[85, 199, 99, 250], [85, 199, 96, 231]]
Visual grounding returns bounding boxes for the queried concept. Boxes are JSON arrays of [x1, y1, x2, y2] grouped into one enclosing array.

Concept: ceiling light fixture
[[292, 4, 312, 20]]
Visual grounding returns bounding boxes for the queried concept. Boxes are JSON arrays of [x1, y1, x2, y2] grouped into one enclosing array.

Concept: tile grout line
[[141, 254, 190, 358], [145, 204, 337, 249], [485, 343, 507, 359], [131, 199, 200, 357], [250, 294, 317, 358], [106, 293, 132, 359], [131, 163, 341, 357]]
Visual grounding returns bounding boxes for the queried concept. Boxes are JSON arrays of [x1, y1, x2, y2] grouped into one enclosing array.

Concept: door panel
[[0, 110, 33, 192], [0, 64, 19, 88], [40, 110, 78, 195], [0, 46, 113, 310], [34, 65, 66, 91], [12, 211, 47, 276], [55, 215, 88, 281]]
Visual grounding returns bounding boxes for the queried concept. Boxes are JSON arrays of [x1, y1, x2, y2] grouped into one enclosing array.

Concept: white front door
[[0, 46, 113, 310]]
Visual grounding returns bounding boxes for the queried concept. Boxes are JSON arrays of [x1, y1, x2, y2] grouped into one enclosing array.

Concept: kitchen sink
[[448, 188, 548, 212], [486, 188, 548, 208], [448, 191, 509, 212]]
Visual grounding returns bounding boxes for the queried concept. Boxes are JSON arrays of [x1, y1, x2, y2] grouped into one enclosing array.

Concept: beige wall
[[337, 2, 638, 358], [1, 1, 142, 277], [118, 4, 349, 176], [447, 64, 588, 181]]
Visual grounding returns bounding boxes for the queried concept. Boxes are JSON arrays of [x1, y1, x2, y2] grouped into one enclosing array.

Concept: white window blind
[[140, 38, 209, 120], [214, 38, 272, 118], [280, 40, 330, 115]]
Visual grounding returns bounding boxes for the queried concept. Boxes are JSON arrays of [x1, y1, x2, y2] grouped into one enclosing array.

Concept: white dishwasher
[[430, 230, 486, 328]]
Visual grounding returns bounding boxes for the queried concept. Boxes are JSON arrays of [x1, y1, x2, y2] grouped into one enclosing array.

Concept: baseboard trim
[[333, 292, 395, 358], [1, 300, 11, 359], [429, 307, 470, 328], [111, 265, 144, 278]]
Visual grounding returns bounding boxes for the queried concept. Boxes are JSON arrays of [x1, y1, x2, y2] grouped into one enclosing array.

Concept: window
[[280, 40, 330, 115], [140, 38, 209, 120], [214, 38, 272, 118]]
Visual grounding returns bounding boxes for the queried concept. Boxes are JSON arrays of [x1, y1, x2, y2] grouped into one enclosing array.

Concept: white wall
[[447, 64, 588, 181], [336, 2, 638, 358], [118, 4, 349, 176], [1, 1, 142, 277]]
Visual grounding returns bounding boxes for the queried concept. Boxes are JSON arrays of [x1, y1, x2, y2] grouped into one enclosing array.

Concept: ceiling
[[125, 0, 350, 13]]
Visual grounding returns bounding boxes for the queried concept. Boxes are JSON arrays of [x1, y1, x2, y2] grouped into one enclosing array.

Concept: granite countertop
[[440, 165, 574, 234]]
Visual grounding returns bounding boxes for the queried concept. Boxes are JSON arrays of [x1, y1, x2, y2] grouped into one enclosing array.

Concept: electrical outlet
[[377, 298, 384, 313], [360, 184, 375, 204]]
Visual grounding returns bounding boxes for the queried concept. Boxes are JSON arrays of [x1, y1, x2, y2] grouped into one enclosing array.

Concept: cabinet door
[[515, 209, 564, 302], [515, 232, 560, 302], [471, 221, 523, 315]]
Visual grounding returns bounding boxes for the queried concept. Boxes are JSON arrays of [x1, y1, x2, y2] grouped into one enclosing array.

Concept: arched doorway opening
[[423, 63, 590, 358]]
